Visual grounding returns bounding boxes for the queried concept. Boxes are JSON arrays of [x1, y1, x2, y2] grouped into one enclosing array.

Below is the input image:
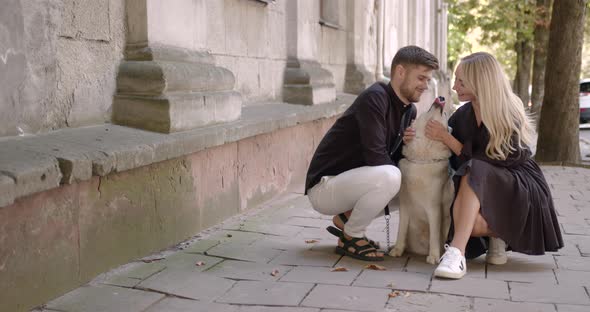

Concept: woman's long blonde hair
[[460, 52, 534, 160]]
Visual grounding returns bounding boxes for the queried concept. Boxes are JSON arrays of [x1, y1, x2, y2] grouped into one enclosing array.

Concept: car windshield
[[581, 82, 590, 93]]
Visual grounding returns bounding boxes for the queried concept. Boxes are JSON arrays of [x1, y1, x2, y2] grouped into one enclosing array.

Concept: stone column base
[[283, 59, 336, 105], [112, 44, 242, 133], [344, 63, 375, 95]]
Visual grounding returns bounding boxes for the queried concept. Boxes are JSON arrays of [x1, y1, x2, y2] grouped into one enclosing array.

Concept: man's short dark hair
[[391, 46, 439, 74]]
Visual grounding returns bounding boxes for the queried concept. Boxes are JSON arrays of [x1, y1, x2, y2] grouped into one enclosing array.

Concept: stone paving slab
[[182, 239, 220, 253], [248, 236, 318, 251], [301, 284, 391, 311], [279, 265, 362, 285], [575, 238, 590, 255], [137, 269, 235, 301], [205, 241, 282, 263], [562, 223, 590, 236], [294, 227, 339, 240], [385, 293, 472, 312], [556, 304, 590, 312], [215, 281, 314, 306], [206, 260, 292, 281], [473, 298, 555, 312], [284, 216, 333, 228], [352, 270, 431, 291], [206, 230, 267, 244], [335, 254, 407, 271], [555, 269, 590, 287], [45, 284, 164, 312], [158, 252, 224, 271], [100, 276, 142, 288], [403, 256, 437, 275], [555, 255, 590, 271], [144, 298, 238, 312], [308, 239, 348, 252], [507, 252, 558, 268], [486, 253, 557, 283], [430, 277, 510, 299], [551, 242, 582, 256], [122, 262, 167, 279], [237, 307, 320, 312], [510, 283, 590, 305], [222, 221, 304, 237], [270, 249, 342, 267]]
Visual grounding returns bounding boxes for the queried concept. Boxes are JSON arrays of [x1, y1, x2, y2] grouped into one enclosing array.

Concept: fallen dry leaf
[[388, 290, 401, 298], [365, 264, 387, 271], [141, 257, 164, 263], [305, 239, 318, 244], [195, 261, 205, 266], [270, 269, 279, 276], [331, 267, 349, 272], [404, 291, 411, 297]]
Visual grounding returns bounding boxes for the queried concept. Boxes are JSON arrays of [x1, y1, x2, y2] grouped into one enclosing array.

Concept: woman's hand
[[425, 119, 448, 142]]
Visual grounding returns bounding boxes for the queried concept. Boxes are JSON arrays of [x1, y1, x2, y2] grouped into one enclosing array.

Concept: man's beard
[[400, 80, 422, 103]]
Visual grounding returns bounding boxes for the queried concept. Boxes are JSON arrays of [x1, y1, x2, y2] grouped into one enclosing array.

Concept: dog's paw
[[389, 247, 404, 257], [426, 254, 439, 264]]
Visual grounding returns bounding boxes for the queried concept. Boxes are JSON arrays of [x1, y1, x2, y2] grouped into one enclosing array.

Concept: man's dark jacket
[[305, 82, 417, 194]]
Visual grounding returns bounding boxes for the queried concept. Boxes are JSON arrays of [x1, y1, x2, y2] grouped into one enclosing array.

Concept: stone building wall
[[1, 0, 449, 137], [0, 0, 126, 137]]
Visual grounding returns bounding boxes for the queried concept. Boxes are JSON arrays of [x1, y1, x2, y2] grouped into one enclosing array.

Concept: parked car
[[581, 79, 590, 123]]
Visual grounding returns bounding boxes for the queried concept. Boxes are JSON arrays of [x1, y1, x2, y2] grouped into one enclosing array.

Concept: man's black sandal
[[335, 235, 384, 261], [326, 213, 381, 249]]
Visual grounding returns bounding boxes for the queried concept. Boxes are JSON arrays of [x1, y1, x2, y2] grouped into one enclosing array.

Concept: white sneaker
[[486, 237, 508, 265], [434, 245, 466, 279]]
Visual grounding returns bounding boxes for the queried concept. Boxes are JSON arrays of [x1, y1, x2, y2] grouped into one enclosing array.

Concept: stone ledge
[[0, 94, 355, 208]]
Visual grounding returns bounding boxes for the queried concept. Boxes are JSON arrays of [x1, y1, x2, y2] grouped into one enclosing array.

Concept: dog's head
[[402, 97, 452, 161]]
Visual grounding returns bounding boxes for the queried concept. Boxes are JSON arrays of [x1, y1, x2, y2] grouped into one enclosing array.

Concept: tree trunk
[[536, 0, 587, 163], [530, 0, 552, 122], [514, 22, 534, 107]]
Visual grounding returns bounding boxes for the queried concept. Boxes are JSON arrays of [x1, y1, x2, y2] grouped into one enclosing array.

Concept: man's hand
[[425, 119, 447, 142], [402, 121, 416, 144]]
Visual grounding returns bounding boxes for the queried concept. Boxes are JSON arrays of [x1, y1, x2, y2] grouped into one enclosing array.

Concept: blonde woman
[[425, 52, 563, 279]]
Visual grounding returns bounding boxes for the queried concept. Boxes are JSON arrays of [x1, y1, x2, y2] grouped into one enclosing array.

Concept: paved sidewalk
[[34, 166, 590, 312]]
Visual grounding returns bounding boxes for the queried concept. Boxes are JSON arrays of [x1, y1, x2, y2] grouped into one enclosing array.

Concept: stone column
[[344, 0, 376, 94], [283, 0, 336, 105], [112, 0, 241, 133]]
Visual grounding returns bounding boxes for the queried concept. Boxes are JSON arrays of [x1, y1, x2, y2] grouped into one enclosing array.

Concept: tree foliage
[[445, 0, 536, 77]]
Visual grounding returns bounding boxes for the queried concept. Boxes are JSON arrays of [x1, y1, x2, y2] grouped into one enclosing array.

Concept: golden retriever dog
[[389, 97, 455, 264]]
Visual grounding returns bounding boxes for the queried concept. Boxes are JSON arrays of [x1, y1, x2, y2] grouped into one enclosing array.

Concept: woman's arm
[[425, 119, 463, 156]]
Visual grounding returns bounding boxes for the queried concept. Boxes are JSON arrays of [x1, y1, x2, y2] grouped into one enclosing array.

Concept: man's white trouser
[[307, 165, 401, 238]]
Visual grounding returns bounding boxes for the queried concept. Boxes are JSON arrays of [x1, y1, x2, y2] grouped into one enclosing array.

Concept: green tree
[[530, 0, 552, 121], [582, 2, 590, 78], [445, 0, 536, 102], [536, 0, 587, 163]]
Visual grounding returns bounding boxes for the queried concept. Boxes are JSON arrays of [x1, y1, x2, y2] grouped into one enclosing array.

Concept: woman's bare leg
[[472, 214, 494, 237], [450, 174, 491, 254]]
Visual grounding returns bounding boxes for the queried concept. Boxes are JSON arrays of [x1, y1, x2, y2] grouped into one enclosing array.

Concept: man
[[305, 46, 439, 261]]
